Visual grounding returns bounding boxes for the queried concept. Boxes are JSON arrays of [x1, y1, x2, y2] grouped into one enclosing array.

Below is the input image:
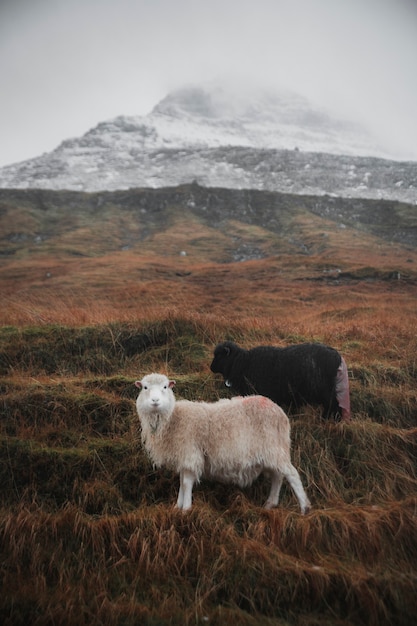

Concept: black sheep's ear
[[224, 346, 231, 356]]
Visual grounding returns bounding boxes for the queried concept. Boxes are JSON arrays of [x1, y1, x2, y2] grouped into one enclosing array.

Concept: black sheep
[[210, 340, 351, 420]]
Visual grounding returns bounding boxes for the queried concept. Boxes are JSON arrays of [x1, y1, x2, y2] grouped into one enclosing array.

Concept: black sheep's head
[[210, 341, 238, 378]]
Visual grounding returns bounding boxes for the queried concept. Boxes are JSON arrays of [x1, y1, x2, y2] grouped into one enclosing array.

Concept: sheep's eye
[[143, 385, 148, 390], [163, 385, 167, 389]]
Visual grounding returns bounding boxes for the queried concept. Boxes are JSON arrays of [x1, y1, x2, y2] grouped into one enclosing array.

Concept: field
[[1, 186, 417, 625]]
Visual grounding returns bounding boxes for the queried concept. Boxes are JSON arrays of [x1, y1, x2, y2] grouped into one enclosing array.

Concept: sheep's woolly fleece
[[135, 373, 311, 513]]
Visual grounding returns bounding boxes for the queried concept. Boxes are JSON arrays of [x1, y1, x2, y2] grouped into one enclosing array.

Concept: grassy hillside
[[1, 185, 417, 327], [1, 185, 417, 625]]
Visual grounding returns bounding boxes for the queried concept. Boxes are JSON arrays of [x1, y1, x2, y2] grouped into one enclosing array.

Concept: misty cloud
[[1, 0, 417, 166]]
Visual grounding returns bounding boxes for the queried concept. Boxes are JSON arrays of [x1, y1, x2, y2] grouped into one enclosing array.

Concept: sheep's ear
[[224, 346, 231, 356], [169, 380, 176, 388], [134, 380, 142, 389]]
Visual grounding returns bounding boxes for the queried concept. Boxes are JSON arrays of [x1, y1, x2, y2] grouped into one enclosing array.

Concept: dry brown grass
[[1, 187, 417, 624], [1, 307, 416, 625]]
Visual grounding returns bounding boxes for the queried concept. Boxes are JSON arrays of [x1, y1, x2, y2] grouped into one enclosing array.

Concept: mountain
[[0, 85, 416, 202]]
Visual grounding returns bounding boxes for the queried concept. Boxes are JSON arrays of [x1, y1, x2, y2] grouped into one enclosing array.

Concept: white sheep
[[135, 373, 311, 513]]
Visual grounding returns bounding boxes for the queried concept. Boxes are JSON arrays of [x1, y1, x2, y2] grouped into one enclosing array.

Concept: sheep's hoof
[[175, 504, 192, 512], [302, 505, 312, 515]]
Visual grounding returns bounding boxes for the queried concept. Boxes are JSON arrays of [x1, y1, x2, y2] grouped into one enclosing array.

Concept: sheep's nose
[[151, 397, 160, 405]]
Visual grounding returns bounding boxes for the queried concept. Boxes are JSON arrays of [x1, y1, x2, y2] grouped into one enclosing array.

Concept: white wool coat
[[137, 394, 291, 487]]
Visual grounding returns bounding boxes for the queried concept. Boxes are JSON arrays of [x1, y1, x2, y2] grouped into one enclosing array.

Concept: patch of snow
[[0, 85, 416, 203]]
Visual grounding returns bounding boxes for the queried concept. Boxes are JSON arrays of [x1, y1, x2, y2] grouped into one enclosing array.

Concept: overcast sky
[[1, 0, 417, 167]]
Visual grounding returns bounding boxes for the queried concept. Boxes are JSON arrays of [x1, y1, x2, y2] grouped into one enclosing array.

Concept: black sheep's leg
[[322, 391, 341, 420]]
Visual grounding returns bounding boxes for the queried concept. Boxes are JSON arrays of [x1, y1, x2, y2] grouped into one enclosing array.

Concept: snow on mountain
[[149, 86, 384, 156], [0, 85, 416, 202]]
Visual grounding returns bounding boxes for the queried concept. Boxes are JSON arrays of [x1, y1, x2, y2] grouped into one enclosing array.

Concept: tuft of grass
[[1, 499, 416, 625]]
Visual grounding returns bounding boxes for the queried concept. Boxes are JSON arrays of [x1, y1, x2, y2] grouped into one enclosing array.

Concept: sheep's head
[[135, 374, 176, 430], [210, 340, 239, 379]]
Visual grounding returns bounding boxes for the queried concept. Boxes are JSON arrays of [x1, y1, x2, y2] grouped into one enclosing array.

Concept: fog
[[1, 0, 417, 166]]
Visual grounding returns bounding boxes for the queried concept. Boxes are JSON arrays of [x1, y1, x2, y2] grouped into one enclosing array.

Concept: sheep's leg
[[282, 463, 311, 515], [176, 469, 195, 510], [176, 471, 185, 509], [264, 469, 284, 509]]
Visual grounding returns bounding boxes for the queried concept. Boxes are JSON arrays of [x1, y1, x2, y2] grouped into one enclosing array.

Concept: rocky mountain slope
[[1, 86, 416, 202]]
